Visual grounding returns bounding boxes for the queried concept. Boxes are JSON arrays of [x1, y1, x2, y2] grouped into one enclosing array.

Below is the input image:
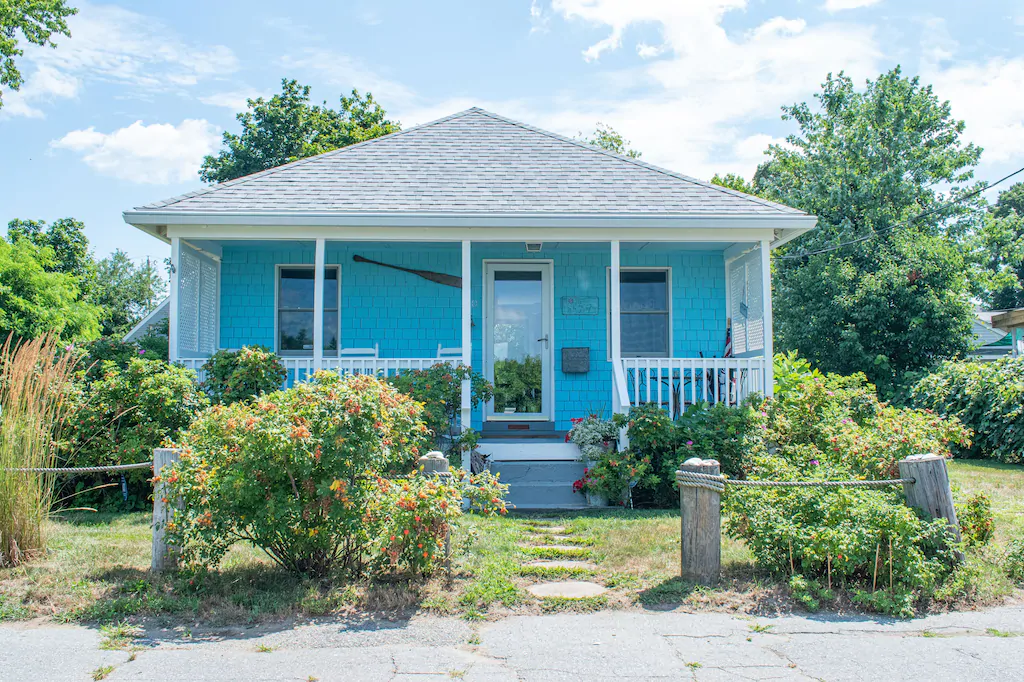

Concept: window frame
[[606, 266, 673, 359], [274, 264, 342, 357]]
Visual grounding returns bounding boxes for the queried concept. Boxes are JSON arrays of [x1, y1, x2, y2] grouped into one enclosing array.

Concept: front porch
[[168, 237, 775, 438]]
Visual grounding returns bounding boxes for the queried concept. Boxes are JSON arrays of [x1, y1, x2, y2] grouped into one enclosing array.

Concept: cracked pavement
[[3, 605, 1023, 681]]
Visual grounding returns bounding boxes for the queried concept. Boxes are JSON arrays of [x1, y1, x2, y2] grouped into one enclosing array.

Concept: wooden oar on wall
[[352, 254, 462, 288]]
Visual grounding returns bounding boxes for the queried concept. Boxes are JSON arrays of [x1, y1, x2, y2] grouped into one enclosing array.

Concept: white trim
[[169, 237, 180, 362], [605, 267, 672, 361], [461, 240, 472, 461], [482, 260, 555, 422], [274, 263, 341, 357], [313, 239, 325, 368], [610, 242, 621, 364], [760, 239, 774, 397], [158, 224, 792, 244]]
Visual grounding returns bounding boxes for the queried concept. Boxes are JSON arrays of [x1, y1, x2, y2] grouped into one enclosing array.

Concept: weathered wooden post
[[898, 453, 963, 560], [418, 451, 453, 583], [152, 447, 181, 573], [679, 457, 722, 585]]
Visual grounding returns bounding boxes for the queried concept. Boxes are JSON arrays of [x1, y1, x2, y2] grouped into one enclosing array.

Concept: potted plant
[[566, 415, 619, 466], [572, 449, 651, 507]]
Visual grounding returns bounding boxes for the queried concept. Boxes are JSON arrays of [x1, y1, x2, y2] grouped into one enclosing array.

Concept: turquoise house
[[124, 108, 816, 507]]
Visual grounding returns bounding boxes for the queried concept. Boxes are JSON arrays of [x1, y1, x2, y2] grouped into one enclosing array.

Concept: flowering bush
[[566, 414, 619, 461], [63, 358, 208, 510], [1006, 536, 1024, 583], [164, 372, 429, 577], [75, 338, 163, 382], [387, 362, 492, 461], [910, 358, 1024, 463], [572, 449, 649, 504], [202, 346, 286, 404], [955, 492, 994, 547]]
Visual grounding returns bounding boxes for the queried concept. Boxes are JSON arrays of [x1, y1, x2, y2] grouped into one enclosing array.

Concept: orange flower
[[291, 425, 312, 440]]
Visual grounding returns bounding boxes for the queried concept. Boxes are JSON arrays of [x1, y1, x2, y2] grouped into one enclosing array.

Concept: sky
[[1, 0, 1023, 267]]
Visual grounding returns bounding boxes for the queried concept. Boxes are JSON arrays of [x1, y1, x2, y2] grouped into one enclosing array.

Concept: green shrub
[[1006, 537, 1024, 583], [77, 338, 163, 382], [673, 400, 760, 479], [572, 447, 649, 504], [910, 358, 1024, 463], [386, 362, 492, 459], [773, 351, 823, 400], [201, 346, 286, 404], [165, 372, 506, 578], [620, 403, 679, 506], [63, 359, 208, 510], [955, 492, 995, 547]]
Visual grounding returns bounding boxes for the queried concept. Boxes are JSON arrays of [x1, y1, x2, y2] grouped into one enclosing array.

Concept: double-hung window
[[609, 269, 671, 357], [277, 266, 340, 355]]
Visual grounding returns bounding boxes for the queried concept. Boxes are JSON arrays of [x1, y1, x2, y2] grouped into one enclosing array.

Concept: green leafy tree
[[89, 250, 166, 337], [199, 79, 400, 184], [0, 237, 100, 342], [577, 123, 642, 158], [757, 68, 981, 393], [0, 0, 76, 109], [7, 218, 92, 281], [711, 173, 762, 196], [971, 183, 1024, 309]]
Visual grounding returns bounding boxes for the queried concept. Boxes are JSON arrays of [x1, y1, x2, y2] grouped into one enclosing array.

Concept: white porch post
[[760, 238, 774, 397], [610, 240, 621, 361], [168, 237, 180, 362], [1013, 328, 1020, 358], [313, 238, 325, 371], [461, 240, 472, 472]]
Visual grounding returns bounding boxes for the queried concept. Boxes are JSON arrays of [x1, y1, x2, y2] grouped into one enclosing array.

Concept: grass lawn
[[1, 460, 1021, 625]]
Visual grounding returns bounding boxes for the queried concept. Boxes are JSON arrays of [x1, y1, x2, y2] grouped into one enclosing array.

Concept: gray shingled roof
[[135, 108, 805, 216]]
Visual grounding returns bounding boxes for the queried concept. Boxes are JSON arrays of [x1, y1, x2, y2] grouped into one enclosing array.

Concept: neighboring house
[[122, 298, 169, 343], [991, 308, 1024, 359], [970, 311, 1015, 362], [123, 108, 816, 507]]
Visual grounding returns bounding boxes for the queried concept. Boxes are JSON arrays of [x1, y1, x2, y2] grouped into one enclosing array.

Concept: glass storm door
[[484, 262, 553, 421]]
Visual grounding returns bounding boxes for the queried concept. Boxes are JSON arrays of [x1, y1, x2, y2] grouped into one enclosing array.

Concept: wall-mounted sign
[[562, 347, 590, 374], [561, 296, 599, 315]]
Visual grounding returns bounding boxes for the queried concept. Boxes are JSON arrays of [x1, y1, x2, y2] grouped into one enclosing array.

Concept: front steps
[[477, 437, 587, 509]]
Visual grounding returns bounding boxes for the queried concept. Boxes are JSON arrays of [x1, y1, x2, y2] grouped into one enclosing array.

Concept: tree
[[0, 237, 101, 342], [577, 123, 642, 158], [970, 182, 1024, 309], [756, 68, 981, 394], [89, 250, 166, 337], [711, 173, 758, 195], [199, 79, 400, 184], [7, 217, 92, 281], [0, 0, 77, 109]]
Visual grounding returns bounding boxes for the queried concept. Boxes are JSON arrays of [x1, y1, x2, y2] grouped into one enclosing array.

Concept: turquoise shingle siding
[[219, 242, 725, 431]]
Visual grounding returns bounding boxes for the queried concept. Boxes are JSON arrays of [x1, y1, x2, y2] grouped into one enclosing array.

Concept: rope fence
[[3, 462, 153, 474], [675, 470, 914, 494]]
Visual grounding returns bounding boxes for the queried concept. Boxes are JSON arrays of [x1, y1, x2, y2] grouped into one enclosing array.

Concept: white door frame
[[482, 259, 555, 422]]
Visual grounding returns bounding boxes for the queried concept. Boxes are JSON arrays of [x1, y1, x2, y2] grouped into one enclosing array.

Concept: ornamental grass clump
[[0, 334, 77, 567]]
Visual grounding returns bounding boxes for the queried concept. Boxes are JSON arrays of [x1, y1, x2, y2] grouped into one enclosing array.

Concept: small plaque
[[561, 296, 599, 315], [562, 347, 590, 374]]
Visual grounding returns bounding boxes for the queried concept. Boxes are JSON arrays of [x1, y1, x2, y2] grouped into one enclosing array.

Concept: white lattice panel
[[729, 247, 765, 355], [199, 258, 218, 354], [729, 261, 747, 354], [746, 248, 764, 352], [178, 247, 201, 354]]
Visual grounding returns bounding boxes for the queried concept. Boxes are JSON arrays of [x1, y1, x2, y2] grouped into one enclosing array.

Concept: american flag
[[724, 323, 733, 358]]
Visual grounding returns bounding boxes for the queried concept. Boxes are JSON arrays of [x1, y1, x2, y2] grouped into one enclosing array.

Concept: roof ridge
[[137, 108, 486, 210], [468, 107, 800, 215]]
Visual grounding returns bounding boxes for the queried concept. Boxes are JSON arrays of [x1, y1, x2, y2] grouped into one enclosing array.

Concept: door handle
[[537, 335, 549, 348]]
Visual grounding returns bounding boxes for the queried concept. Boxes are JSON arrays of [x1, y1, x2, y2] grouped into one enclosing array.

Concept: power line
[[777, 165, 1024, 261]]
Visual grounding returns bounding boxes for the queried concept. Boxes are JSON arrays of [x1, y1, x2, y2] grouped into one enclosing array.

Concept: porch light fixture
[[525, 242, 543, 252]]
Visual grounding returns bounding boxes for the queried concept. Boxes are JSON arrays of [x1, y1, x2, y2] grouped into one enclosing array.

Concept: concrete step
[[490, 458, 586, 509]]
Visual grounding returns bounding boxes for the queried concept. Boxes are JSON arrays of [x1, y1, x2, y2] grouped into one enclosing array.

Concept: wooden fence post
[[152, 447, 181, 573], [679, 457, 721, 585], [418, 451, 453, 583], [898, 453, 964, 560]]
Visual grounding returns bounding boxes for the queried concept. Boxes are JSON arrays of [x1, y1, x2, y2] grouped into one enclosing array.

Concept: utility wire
[[777, 165, 1024, 261]]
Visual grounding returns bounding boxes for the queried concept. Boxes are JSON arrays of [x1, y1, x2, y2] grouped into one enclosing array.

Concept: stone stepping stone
[[523, 559, 597, 570], [528, 581, 607, 598], [541, 534, 582, 543], [526, 525, 567, 534], [527, 544, 584, 552]]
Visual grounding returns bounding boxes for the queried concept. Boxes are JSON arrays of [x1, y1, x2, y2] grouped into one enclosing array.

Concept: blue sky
[[1, 0, 1022, 267]]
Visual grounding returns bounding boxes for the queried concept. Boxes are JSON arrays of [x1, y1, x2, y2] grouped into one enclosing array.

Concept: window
[[608, 269, 670, 357], [277, 266, 340, 354]]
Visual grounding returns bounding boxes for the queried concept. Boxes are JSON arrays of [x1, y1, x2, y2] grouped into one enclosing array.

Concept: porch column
[[168, 236, 180, 362], [461, 240, 472, 471], [760, 239, 774, 397], [610, 240, 621, 361], [313, 238, 325, 370], [1013, 328, 1020, 358]]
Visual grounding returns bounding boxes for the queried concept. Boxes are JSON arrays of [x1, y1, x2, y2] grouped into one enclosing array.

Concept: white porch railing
[[620, 357, 766, 416], [177, 356, 441, 387]]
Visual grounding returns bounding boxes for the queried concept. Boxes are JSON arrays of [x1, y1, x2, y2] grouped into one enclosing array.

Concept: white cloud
[[929, 57, 1024, 164], [51, 119, 221, 184], [199, 89, 269, 111], [530, 0, 551, 33], [2, 3, 238, 118], [540, 0, 881, 180], [278, 49, 416, 106], [822, 0, 883, 12]]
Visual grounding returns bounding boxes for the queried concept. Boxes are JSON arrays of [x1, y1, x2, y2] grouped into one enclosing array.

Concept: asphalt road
[[3, 605, 1023, 681]]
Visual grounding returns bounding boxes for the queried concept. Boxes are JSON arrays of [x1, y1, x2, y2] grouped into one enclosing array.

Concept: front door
[[483, 261, 553, 422]]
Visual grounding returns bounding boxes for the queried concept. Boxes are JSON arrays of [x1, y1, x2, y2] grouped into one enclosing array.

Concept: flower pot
[[586, 491, 608, 507]]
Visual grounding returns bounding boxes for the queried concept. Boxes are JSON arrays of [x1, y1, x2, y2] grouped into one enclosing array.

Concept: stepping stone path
[[519, 522, 607, 600]]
